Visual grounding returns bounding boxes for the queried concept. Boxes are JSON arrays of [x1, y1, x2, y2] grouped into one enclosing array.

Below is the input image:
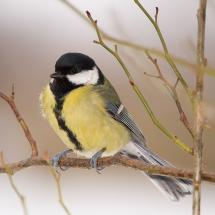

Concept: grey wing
[[96, 79, 169, 163], [105, 101, 174, 166], [95, 78, 146, 145], [106, 102, 175, 167], [95, 80, 192, 200], [106, 102, 192, 200], [105, 102, 171, 166], [106, 102, 147, 146]]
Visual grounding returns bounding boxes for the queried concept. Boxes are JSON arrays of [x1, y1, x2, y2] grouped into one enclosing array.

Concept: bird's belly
[[62, 87, 131, 157], [68, 113, 131, 158]]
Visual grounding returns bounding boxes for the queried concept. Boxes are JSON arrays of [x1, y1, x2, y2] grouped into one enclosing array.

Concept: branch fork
[[86, 10, 193, 155]]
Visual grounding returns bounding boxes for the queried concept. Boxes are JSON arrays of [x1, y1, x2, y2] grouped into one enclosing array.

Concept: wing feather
[[95, 79, 192, 200], [106, 102, 146, 145]]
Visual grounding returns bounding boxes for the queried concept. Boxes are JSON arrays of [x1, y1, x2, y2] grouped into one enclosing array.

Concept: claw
[[90, 148, 105, 173], [51, 149, 73, 172]]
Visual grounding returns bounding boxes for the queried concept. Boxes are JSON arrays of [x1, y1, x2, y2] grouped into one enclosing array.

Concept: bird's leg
[[90, 148, 106, 173], [51, 149, 73, 171]]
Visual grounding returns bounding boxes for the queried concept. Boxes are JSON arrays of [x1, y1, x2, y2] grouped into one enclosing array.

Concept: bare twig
[[59, 0, 215, 77], [133, 0, 193, 101], [173, 78, 180, 90], [0, 89, 38, 157], [145, 52, 194, 138], [44, 153, 72, 215], [193, 0, 207, 214], [86, 11, 193, 155], [155, 7, 159, 24], [0, 152, 28, 215], [11, 83, 15, 100], [0, 155, 215, 183]]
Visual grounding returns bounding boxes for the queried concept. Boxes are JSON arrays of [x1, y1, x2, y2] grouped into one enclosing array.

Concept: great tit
[[40, 52, 192, 201]]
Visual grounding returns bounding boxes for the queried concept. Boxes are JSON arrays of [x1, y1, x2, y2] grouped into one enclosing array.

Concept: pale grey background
[[0, 0, 215, 214]]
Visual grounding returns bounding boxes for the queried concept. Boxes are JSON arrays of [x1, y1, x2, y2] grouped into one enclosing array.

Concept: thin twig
[[0, 155, 215, 183], [145, 52, 194, 138], [193, 0, 207, 214], [11, 83, 15, 100], [0, 152, 28, 215], [0, 89, 38, 157], [133, 0, 193, 101], [58, 0, 215, 77], [155, 7, 159, 24], [173, 78, 180, 90], [44, 153, 72, 215], [86, 11, 193, 155]]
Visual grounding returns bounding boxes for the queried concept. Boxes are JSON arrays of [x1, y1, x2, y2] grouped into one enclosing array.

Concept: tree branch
[[144, 51, 194, 138], [0, 89, 38, 157], [44, 153, 72, 215], [133, 0, 195, 104], [193, 0, 207, 214], [59, 0, 215, 78], [0, 152, 28, 215], [86, 11, 193, 155], [0, 154, 215, 183]]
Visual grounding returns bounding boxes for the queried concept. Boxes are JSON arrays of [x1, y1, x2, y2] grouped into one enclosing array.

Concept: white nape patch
[[50, 78, 54, 84], [66, 66, 99, 85], [117, 104, 124, 115]]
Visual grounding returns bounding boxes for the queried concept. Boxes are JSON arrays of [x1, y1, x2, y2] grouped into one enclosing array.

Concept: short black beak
[[50, 73, 64, 79]]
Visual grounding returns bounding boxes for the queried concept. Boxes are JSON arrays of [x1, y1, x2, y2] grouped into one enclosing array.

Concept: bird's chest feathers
[[61, 86, 130, 154], [40, 86, 72, 148], [62, 86, 107, 136], [41, 85, 130, 157]]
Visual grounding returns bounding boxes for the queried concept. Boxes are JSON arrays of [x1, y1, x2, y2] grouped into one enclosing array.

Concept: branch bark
[[193, 0, 207, 215], [0, 155, 215, 183]]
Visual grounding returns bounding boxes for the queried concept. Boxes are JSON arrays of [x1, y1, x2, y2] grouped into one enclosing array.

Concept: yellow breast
[[40, 85, 131, 158], [40, 85, 76, 150]]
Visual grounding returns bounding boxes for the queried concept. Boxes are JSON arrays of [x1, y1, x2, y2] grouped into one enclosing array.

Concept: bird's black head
[[50, 53, 104, 99]]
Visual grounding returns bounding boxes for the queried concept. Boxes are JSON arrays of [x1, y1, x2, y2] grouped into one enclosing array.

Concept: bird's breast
[[62, 85, 131, 157], [40, 85, 75, 150], [40, 85, 131, 158]]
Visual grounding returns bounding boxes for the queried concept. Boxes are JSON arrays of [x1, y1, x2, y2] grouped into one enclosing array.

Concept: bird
[[40, 52, 192, 201]]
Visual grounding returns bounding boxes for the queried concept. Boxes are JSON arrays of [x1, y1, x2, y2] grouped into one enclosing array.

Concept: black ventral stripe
[[54, 98, 83, 151]]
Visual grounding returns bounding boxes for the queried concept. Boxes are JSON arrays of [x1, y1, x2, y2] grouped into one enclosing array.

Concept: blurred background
[[0, 0, 215, 214]]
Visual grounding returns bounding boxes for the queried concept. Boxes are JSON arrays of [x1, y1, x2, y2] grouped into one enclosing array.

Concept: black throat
[[50, 78, 82, 100]]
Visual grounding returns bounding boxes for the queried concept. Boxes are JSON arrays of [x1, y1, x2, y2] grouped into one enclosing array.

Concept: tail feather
[[121, 142, 192, 201], [149, 175, 192, 201]]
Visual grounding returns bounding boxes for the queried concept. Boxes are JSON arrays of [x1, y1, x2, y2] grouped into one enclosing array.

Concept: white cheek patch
[[50, 78, 54, 84], [66, 66, 99, 85]]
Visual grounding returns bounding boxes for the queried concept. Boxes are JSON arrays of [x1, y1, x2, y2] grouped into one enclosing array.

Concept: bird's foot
[[90, 148, 106, 174], [51, 149, 73, 172]]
